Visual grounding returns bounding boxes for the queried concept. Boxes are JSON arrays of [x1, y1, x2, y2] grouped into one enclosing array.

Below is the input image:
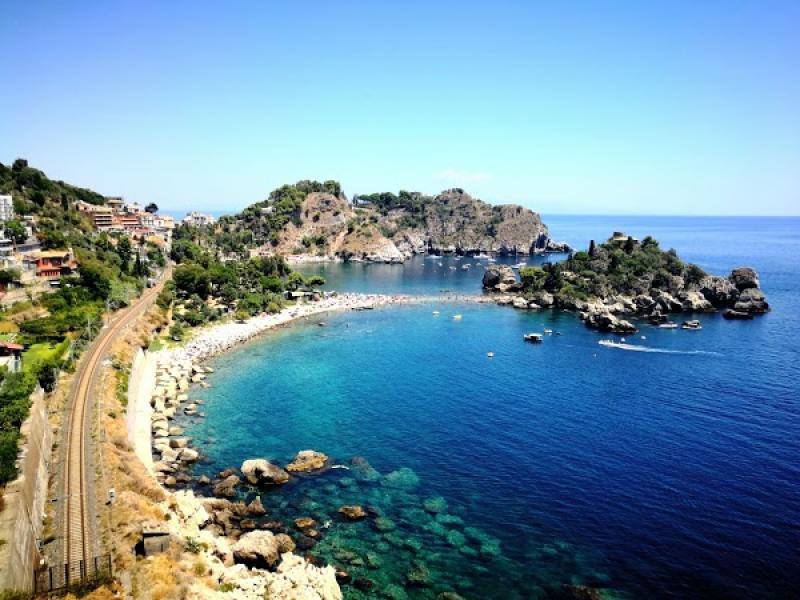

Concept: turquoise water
[[181, 217, 800, 599]]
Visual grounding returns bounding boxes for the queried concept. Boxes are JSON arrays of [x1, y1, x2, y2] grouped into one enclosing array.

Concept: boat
[[453, 314, 462, 320], [523, 333, 543, 343], [449, 266, 456, 270], [512, 262, 527, 269], [487, 352, 494, 358], [425, 255, 441, 260], [544, 328, 553, 334], [659, 322, 678, 329], [682, 320, 703, 330], [438, 262, 443, 267], [432, 311, 440, 315], [461, 264, 470, 270]]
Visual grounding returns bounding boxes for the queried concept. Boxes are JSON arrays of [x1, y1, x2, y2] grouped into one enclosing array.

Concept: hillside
[[198, 183, 567, 262]]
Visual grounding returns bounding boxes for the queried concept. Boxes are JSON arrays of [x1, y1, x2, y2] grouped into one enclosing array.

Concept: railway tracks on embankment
[[53, 270, 170, 587]]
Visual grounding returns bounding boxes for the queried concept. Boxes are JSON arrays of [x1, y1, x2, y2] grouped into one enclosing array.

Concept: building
[[0, 195, 14, 222], [105, 196, 125, 212], [0, 237, 17, 270], [0, 342, 23, 373], [25, 249, 77, 280], [183, 211, 216, 226]]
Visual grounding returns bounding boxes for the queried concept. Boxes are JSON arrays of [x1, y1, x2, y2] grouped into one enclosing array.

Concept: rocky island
[[483, 232, 769, 332], [184, 181, 569, 263]]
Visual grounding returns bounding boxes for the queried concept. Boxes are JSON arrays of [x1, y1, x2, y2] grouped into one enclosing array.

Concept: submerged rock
[[422, 496, 448, 514], [241, 458, 290, 485], [246, 496, 267, 516], [382, 467, 420, 489], [295, 517, 317, 530]]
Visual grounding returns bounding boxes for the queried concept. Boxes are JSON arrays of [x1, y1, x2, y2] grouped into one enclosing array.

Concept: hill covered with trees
[[182, 181, 566, 262]]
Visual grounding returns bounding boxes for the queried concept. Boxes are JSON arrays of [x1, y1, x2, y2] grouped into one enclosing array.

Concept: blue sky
[[1, 1, 798, 215]]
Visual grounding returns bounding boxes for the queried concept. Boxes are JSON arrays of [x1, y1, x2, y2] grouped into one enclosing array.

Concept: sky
[[1, 1, 798, 216]]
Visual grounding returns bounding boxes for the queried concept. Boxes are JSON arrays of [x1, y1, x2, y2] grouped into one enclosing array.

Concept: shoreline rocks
[[286, 450, 329, 474], [241, 459, 290, 486], [483, 264, 770, 333]]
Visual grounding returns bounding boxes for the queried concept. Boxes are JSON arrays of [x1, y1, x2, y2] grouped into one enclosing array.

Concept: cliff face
[[235, 185, 561, 262]]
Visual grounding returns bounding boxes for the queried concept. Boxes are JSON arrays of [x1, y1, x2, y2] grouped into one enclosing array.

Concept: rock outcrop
[[232, 530, 296, 569], [241, 459, 290, 485], [285, 450, 329, 473]]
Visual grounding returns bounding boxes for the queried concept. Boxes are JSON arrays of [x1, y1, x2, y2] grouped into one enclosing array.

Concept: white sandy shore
[[163, 292, 490, 364]]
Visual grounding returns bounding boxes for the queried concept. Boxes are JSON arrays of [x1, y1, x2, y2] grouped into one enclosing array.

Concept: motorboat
[[487, 352, 494, 358], [659, 322, 678, 329], [682, 320, 703, 330], [453, 314, 462, 320], [523, 333, 543, 343], [544, 328, 553, 334]]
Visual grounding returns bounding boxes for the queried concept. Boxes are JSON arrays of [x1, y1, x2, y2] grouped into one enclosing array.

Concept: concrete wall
[[0, 387, 52, 592], [126, 348, 154, 472]]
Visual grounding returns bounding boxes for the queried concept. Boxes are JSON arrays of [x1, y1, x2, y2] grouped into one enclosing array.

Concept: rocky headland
[[482, 233, 769, 333], [209, 182, 570, 263]]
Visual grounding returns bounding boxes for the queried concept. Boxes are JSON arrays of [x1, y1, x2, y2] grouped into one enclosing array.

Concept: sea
[[179, 216, 800, 599]]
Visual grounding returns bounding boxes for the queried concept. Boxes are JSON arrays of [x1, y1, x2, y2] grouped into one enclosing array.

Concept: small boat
[[641, 335, 647, 340], [318, 322, 327, 327], [461, 264, 470, 270], [659, 322, 678, 329], [544, 328, 553, 334], [453, 314, 462, 320], [512, 262, 527, 269], [682, 320, 703, 330], [449, 266, 456, 270], [432, 311, 440, 316], [523, 333, 543, 343], [487, 352, 494, 358], [438, 262, 443, 267]]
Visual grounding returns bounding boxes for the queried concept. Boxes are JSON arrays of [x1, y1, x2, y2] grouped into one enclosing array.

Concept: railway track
[[60, 272, 169, 572]]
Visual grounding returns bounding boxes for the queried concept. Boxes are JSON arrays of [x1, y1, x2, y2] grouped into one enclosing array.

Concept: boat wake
[[598, 340, 721, 356]]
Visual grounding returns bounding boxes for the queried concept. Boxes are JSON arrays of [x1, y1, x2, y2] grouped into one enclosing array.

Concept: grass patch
[[21, 338, 69, 374]]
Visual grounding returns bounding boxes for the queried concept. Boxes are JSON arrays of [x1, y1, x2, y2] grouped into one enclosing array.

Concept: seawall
[[125, 348, 156, 473], [0, 387, 52, 592]]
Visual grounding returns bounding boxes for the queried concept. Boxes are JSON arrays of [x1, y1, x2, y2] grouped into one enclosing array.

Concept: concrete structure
[[183, 211, 216, 226], [0, 387, 52, 592], [0, 237, 18, 270], [0, 194, 14, 222]]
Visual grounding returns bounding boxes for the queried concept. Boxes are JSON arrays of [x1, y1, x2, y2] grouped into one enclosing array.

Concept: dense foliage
[[520, 235, 706, 301], [0, 159, 164, 484], [163, 238, 323, 336]]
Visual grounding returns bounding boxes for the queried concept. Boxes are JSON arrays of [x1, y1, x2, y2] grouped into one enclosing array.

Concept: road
[[59, 271, 170, 573]]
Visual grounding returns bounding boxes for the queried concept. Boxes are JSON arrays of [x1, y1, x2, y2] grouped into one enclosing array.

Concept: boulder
[[337, 505, 367, 520], [734, 287, 769, 313], [679, 291, 713, 312], [723, 309, 754, 320], [532, 290, 555, 307], [482, 265, 516, 290], [700, 275, 739, 307], [231, 530, 294, 569], [213, 475, 240, 498], [246, 496, 267, 516], [241, 458, 290, 485], [286, 450, 329, 473], [295, 517, 317, 530], [730, 267, 760, 291]]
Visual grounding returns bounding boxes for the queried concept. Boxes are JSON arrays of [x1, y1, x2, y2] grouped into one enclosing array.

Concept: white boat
[[449, 266, 456, 270], [425, 255, 441, 260], [523, 333, 543, 343], [461, 264, 470, 270], [512, 262, 527, 269], [432, 311, 440, 316], [487, 352, 494, 358], [659, 322, 678, 329], [682, 320, 703, 330], [544, 328, 553, 334], [453, 314, 462, 320]]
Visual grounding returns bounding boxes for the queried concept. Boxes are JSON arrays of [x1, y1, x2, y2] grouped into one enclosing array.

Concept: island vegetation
[[484, 232, 769, 332]]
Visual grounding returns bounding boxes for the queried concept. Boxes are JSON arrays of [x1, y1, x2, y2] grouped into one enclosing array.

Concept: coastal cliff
[[483, 233, 769, 332], [199, 182, 568, 262]]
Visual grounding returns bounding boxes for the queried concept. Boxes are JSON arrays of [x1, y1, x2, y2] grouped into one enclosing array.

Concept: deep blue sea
[[182, 216, 800, 599]]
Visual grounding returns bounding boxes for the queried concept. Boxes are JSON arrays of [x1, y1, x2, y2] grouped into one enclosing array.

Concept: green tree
[[117, 236, 133, 272], [4, 219, 27, 244], [145, 202, 159, 213]]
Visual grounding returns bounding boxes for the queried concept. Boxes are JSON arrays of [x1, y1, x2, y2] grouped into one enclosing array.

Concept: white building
[[0, 195, 14, 222], [183, 211, 216, 226]]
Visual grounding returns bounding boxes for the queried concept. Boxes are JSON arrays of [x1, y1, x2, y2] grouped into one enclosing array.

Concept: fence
[[33, 554, 112, 594]]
